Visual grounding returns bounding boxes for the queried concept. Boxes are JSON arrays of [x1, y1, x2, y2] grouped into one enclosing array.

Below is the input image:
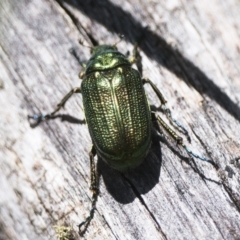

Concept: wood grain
[[0, 0, 240, 239]]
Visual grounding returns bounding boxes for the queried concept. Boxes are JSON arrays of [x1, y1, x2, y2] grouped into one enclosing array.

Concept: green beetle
[[82, 45, 152, 171], [29, 42, 211, 235]]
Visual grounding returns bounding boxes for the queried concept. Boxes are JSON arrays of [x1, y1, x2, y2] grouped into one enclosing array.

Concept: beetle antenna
[[79, 39, 93, 51], [113, 34, 124, 47]]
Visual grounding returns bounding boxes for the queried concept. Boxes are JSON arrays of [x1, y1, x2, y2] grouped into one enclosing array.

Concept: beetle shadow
[[97, 122, 221, 204], [97, 130, 162, 204], [61, 0, 240, 123]]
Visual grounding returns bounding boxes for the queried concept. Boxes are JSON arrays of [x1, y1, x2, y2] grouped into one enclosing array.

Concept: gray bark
[[0, 0, 240, 239]]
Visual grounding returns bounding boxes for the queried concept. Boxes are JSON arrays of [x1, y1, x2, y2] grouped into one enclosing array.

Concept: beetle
[[29, 40, 212, 235]]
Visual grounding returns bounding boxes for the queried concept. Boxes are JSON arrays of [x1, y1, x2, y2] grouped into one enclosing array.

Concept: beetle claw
[[28, 114, 46, 127]]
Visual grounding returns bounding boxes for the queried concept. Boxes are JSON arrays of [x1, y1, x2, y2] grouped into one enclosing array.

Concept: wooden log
[[0, 0, 240, 239]]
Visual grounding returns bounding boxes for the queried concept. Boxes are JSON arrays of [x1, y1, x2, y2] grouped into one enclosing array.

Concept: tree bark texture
[[0, 0, 240, 239]]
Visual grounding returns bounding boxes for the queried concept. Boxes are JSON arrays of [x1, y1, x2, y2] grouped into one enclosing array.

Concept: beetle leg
[[153, 112, 212, 163], [143, 78, 167, 104], [129, 42, 139, 64], [129, 43, 143, 76], [129, 30, 146, 65], [89, 146, 98, 192], [143, 78, 190, 141], [28, 87, 81, 125], [78, 146, 99, 236]]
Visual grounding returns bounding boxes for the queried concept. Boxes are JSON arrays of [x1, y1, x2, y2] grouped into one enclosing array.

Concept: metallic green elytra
[[82, 45, 151, 171], [28, 41, 212, 235]]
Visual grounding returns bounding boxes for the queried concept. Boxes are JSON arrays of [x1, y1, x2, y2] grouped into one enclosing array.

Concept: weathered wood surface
[[1, 0, 240, 239]]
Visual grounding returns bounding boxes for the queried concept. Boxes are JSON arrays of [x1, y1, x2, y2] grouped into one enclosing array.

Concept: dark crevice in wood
[[205, 209, 226, 240], [222, 181, 240, 213], [54, 0, 84, 33], [54, 0, 99, 46], [122, 174, 168, 240], [100, 214, 119, 240], [191, 129, 219, 170], [217, 169, 240, 213]]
